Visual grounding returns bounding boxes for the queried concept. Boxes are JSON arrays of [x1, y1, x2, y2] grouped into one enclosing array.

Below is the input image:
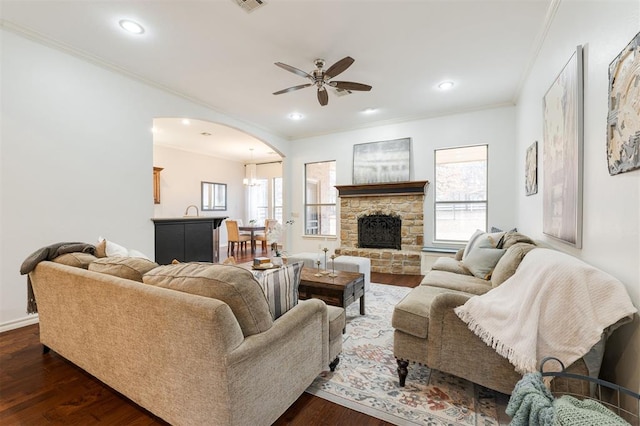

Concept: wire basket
[[540, 356, 640, 425]]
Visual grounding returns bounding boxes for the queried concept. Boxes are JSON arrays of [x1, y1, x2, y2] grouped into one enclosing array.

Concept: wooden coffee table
[[298, 268, 365, 315]]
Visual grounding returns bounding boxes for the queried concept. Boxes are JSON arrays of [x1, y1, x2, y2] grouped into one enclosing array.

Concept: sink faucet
[[184, 205, 199, 217]]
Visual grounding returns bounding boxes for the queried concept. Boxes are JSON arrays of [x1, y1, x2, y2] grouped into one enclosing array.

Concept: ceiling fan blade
[[324, 56, 355, 79], [329, 81, 372, 91], [274, 62, 312, 79], [273, 83, 313, 95], [317, 88, 329, 106]]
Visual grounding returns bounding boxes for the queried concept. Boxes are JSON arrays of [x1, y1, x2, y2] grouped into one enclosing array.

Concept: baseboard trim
[[0, 315, 39, 333]]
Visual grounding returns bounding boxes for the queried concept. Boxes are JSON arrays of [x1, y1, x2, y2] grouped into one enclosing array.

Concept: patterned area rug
[[306, 283, 510, 425]]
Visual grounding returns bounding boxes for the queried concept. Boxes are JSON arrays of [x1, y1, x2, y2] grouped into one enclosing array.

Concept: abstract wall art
[[607, 31, 640, 176], [353, 138, 411, 184], [542, 46, 584, 248], [525, 141, 538, 196]]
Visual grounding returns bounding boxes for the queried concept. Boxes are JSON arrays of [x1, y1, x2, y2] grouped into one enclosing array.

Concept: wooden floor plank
[[1, 250, 421, 425]]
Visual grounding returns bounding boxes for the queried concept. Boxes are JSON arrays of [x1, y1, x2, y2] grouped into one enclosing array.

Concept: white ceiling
[[1, 0, 554, 162]]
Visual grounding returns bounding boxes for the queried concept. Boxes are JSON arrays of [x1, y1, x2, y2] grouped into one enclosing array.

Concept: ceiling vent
[[332, 87, 352, 97], [233, 0, 266, 13]]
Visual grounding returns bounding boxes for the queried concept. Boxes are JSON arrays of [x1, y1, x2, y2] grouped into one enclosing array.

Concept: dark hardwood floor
[[1, 248, 422, 425]]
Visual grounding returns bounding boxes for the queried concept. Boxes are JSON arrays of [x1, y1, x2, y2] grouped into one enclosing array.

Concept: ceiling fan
[[273, 56, 372, 106]]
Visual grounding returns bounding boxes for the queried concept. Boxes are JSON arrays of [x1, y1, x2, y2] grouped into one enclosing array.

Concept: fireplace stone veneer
[[335, 181, 428, 275]]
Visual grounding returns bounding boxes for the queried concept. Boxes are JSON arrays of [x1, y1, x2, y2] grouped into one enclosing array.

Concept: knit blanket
[[20, 242, 96, 314], [455, 248, 637, 374], [507, 372, 631, 426]]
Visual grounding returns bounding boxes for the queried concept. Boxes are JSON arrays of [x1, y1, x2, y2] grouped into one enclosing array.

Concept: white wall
[[152, 145, 245, 248], [515, 1, 639, 392], [0, 29, 290, 330], [288, 106, 518, 255]]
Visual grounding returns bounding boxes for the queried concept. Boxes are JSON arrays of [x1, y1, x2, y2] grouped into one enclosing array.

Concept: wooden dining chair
[[255, 219, 278, 252], [225, 220, 251, 256]]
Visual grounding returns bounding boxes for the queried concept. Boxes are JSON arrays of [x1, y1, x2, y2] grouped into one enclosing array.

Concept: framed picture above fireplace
[[353, 138, 411, 184]]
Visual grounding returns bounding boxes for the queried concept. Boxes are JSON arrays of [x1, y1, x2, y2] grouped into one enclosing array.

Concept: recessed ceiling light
[[362, 108, 377, 114], [119, 19, 145, 35], [438, 81, 455, 90], [181, 119, 191, 125], [288, 112, 304, 120], [151, 126, 158, 133]]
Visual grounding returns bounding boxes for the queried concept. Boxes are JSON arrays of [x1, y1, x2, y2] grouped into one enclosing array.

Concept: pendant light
[[243, 149, 258, 186]]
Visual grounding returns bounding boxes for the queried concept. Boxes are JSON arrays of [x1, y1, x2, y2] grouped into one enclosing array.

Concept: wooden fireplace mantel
[[335, 180, 429, 197]]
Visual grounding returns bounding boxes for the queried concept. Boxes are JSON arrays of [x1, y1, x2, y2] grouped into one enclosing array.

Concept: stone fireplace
[[335, 181, 429, 275]]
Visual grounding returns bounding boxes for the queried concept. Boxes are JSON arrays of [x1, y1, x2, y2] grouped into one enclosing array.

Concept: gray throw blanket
[[508, 372, 632, 426], [20, 242, 96, 314], [507, 372, 555, 426]]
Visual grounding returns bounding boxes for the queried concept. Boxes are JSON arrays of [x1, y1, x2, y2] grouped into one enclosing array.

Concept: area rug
[[306, 283, 510, 425]]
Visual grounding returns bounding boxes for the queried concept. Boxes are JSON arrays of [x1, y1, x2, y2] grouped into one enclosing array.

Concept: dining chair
[[225, 219, 251, 256], [255, 219, 278, 252]]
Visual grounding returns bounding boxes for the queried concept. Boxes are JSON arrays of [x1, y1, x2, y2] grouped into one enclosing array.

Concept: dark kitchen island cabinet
[[152, 217, 227, 265]]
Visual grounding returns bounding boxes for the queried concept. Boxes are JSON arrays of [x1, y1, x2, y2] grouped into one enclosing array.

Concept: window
[[434, 145, 487, 242], [247, 177, 283, 224], [247, 179, 268, 222], [305, 161, 336, 236]]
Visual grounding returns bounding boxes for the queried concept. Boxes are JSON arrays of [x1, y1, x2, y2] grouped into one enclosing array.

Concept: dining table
[[239, 225, 266, 254]]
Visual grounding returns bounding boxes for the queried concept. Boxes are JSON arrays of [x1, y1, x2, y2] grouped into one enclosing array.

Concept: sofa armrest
[[427, 292, 523, 394], [228, 298, 328, 367], [225, 298, 329, 424]]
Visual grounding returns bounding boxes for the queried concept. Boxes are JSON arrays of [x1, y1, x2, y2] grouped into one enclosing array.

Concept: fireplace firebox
[[358, 214, 402, 250]]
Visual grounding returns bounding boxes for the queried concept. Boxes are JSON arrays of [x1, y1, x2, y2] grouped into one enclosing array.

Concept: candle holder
[[321, 247, 330, 275], [314, 259, 323, 277], [328, 254, 338, 277]]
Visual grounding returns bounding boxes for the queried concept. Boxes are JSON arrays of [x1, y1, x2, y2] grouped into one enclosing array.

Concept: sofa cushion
[[491, 242, 536, 287], [52, 252, 97, 269], [89, 257, 159, 282], [142, 263, 273, 337], [392, 286, 471, 338], [421, 270, 492, 295], [431, 257, 472, 275], [249, 261, 303, 320], [327, 305, 346, 340]]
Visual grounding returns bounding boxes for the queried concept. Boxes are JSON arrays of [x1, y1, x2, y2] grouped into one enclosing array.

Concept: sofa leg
[[397, 359, 408, 387], [42, 344, 50, 354], [329, 357, 340, 372]]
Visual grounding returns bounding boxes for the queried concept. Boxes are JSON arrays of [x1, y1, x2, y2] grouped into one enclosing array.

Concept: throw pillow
[[250, 261, 303, 320], [89, 257, 159, 282], [142, 263, 273, 337], [491, 242, 536, 287], [462, 229, 505, 260], [462, 238, 506, 280], [498, 231, 536, 249], [96, 236, 150, 259], [95, 239, 107, 258], [53, 252, 98, 269]]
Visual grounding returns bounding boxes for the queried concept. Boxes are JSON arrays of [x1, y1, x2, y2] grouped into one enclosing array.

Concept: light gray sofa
[[392, 232, 592, 395], [29, 256, 344, 426]]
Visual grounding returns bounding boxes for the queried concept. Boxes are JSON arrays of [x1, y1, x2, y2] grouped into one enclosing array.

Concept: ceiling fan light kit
[[273, 56, 372, 106]]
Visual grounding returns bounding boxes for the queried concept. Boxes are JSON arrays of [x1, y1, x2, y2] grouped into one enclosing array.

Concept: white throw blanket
[[454, 248, 637, 374]]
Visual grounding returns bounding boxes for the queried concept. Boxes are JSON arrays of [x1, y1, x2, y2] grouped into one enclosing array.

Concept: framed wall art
[[607, 31, 640, 175], [525, 141, 538, 196], [353, 138, 411, 184], [542, 46, 583, 248]]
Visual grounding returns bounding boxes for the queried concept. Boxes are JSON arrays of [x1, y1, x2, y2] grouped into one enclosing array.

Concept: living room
[[1, 0, 639, 424]]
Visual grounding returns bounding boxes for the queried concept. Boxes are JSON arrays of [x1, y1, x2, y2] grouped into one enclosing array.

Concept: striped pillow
[[250, 261, 303, 320]]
